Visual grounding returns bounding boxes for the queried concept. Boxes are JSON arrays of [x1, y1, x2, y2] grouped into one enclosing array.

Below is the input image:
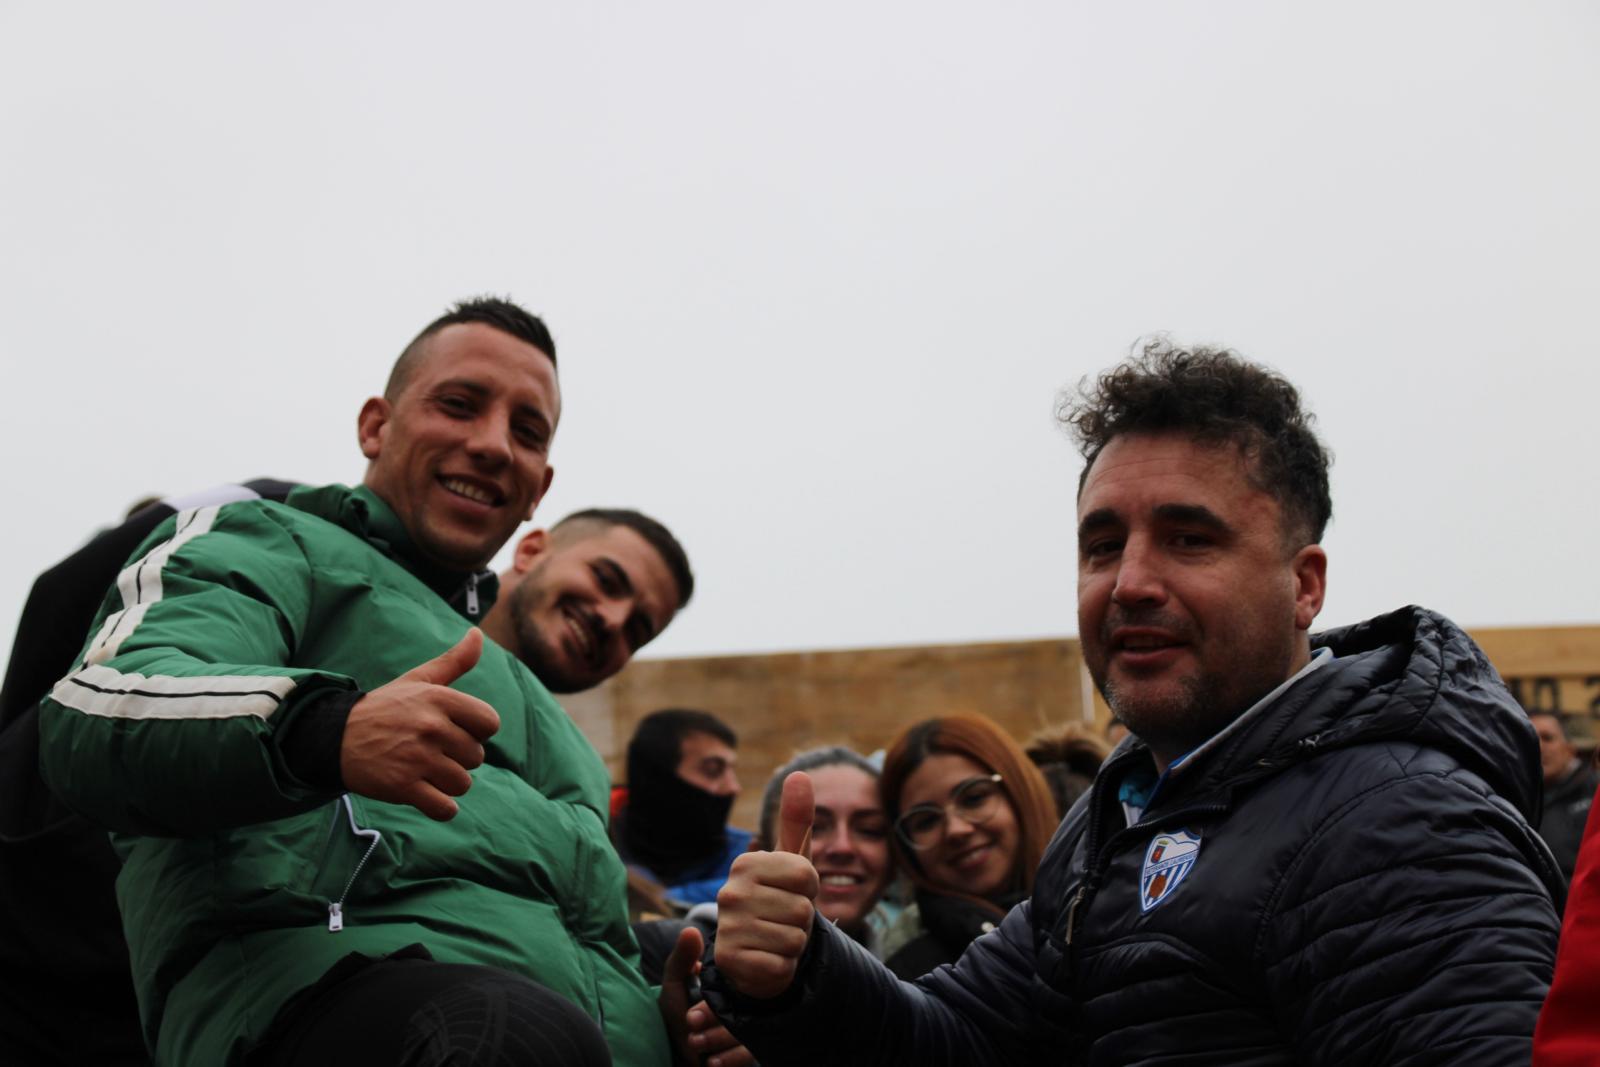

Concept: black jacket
[[0, 480, 296, 1066], [884, 889, 1016, 981], [1541, 761, 1600, 883], [703, 607, 1563, 1066]]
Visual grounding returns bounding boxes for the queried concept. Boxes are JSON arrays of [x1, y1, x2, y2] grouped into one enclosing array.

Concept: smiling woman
[[878, 714, 1059, 980], [756, 746, 894, 949]]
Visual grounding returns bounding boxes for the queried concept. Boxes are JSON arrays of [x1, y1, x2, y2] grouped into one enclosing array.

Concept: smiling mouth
[[818, 873, 867, 893], [1113, 643, 1190, 659], [949, 844, 993, 871], [1108, 625, 1191, 657], [439, 476, 503, 506], [561, 605, 600, 668], [1118, 638, 1181, 652]]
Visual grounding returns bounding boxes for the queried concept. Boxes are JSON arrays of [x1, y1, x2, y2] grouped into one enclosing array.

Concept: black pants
[[253, 947, 611, 1067]]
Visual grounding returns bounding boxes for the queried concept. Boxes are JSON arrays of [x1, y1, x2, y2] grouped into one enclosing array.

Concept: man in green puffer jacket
[[39, 298, 678, 1066]]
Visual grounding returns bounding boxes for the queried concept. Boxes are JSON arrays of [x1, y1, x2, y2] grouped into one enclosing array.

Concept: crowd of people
[[0, 295, 1596, 1066]]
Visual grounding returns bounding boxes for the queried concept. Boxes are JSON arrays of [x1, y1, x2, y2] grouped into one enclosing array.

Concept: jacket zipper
[[328, 794, 383, 932], [464, 573, 481, 617]]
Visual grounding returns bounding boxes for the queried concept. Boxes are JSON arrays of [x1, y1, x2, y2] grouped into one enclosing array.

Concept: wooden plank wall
[[1472, 626, 1600, 723], [562, 639, 1095, 831], [563, 624, 1600, 831]]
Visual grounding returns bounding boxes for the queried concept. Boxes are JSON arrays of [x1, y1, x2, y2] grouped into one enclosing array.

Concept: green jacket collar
[[285, 483, 500, 614]]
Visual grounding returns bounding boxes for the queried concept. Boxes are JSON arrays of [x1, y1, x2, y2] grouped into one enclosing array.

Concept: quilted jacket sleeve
[[39, 502, 358, 836], [701, 898, 1063, 1066], [1260, 767, 1562, 1066]]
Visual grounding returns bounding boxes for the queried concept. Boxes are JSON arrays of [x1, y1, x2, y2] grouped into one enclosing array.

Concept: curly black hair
[[1058, 338, 1332, 545]]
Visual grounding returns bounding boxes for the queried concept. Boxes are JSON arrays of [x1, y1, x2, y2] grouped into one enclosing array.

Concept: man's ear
[[357, 397, 390, 461], [526, 465, 555, 521], [510, 528, 552, 574], [1291, 544, 1328, 631]]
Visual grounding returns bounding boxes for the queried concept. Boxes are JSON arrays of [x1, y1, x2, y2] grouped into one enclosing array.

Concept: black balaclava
[[622, 717, 734, 884]]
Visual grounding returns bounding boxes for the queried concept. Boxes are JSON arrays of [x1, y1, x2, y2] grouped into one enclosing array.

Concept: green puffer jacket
[[40, 483, 670, 1066]]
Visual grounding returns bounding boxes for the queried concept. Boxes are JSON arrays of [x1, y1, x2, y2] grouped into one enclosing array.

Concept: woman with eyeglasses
[[877, 713, 1059, 980]]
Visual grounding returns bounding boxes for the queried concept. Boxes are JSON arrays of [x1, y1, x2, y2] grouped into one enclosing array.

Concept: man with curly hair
[[698, 341, 1562, 1066]]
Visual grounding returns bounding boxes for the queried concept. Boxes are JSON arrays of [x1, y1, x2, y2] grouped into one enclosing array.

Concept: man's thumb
[[403, 628, 483, 686], [663, 925, 704, 985], [777, 771, 814, 855]]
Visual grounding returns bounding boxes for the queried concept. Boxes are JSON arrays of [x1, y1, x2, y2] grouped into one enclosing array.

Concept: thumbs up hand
[[339, 629, 502, 820], [714, 772, 820, 999], [658, 926, 756, 1067]]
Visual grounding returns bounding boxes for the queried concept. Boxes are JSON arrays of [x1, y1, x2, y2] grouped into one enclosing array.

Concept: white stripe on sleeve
[[50, 664, 295, 720], [59, 501, 302, 722], [87, 505, 221, 665]]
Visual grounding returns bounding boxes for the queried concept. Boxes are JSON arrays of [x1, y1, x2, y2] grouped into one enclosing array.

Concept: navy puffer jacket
[[704, 607, 1563, 1065]]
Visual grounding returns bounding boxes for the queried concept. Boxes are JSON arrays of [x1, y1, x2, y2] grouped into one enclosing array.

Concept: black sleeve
[[1, 478, 299, 734], [0, 502, 176, 733], [1263, 770, 1561, 1065], [275, 689, 363, 790], [701, 902, 1061, 1067]]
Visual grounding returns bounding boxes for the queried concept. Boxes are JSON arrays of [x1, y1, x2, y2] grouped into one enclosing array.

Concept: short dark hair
[[553, 508, 695, 608], [1529, 710, 1569, 740], [627, 709, 737, 781], [386, 296, 557, 401], [1058, 338, 1333, 545]]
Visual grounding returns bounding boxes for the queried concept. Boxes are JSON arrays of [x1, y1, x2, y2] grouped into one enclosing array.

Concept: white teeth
[[820, 875, 861, 886], [565, 612, 592, 657], [442, 478, 495, 504], [953, 845, 991, 866]]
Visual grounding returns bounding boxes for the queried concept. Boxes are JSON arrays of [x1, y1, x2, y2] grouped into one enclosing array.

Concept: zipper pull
[[1064, 884, 1088, 945], [328, 902, 344, 932], [464, 575, 480, 617]]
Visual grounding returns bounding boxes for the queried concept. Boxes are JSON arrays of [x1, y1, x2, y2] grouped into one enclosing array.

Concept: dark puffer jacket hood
[[1310, 606, 1542, 818]]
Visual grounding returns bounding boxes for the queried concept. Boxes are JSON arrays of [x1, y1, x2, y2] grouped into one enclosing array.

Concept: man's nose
[[1110, 538, 1167, 607], [465, 413, 514, 467], [597, 598, 629, 634]]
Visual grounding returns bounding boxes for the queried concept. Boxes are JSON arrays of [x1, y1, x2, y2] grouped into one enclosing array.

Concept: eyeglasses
[[894, 773, 1005, 851]]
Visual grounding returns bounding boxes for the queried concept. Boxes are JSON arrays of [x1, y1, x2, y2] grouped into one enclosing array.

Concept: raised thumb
[[663, 924, 704, 985], [776, 770, 815, 855], [402, 628, 483, 686]]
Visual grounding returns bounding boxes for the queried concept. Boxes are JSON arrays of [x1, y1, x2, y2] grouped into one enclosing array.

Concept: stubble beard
[[507, 572, 585, 694], [1102, 670, 1236, 762], [1096, 640, 1299, 763]]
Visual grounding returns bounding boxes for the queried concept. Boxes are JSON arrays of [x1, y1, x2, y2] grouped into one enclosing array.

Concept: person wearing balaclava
[[614, 708, 750, 909]]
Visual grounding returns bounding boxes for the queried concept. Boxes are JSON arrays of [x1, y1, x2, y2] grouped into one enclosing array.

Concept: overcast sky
[[3, 2, 1597, 668]]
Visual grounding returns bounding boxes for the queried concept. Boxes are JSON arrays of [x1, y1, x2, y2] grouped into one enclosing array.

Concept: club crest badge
[[1139, 828, 1202, 912]]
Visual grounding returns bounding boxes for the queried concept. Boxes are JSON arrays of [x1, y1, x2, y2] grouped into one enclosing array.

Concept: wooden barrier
[[1471, 626, 1600, 727], [562, 638, 1095, 830], [564, 624, 1600, 830]]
